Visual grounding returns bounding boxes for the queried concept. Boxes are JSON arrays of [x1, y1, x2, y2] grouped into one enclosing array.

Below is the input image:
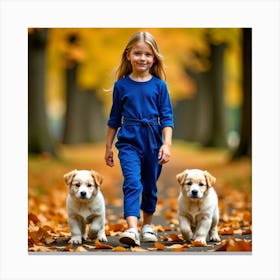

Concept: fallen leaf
[[154, 242, 165, 250], [169, 233, 183, 242], [63, 243, 73, 251], [191, 240, 206, 247], [242, 227, 252, 235], [167, 244, 189, 249], [95, 239, 113, 249], [215, 237, 252, 252], [75, 246, 88, 252], [45, 236, 56, 244], [130, 247, 148, 252], [171, 247, 187, 252], [218, 227, 234, 235], [112, 246, 128, 252], [160, 235, 169, 241], [28, 213, 40, 224], [83, 244, 96, 250]]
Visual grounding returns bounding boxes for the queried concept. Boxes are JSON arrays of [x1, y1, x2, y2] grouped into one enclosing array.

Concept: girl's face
[[126, 40, 155, 75]]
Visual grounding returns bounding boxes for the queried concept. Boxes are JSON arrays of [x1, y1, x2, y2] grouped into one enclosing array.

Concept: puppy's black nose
[[191, 189, 198, 196], [80, 191, 87, 197]]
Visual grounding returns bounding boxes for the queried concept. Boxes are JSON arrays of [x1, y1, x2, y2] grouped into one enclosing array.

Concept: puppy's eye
[[75, 183, 80, 187], [187, 182, 192, 186], [87, 184, 93, 188], [199, 183, 204, 187]]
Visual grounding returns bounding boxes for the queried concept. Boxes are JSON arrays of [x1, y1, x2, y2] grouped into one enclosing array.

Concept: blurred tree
[[28, 28, 56, 155], [174, 29, 229, 148], [232, 28, 252, 159], [204, 41, 228, 147], [62, 32, 106, 144]]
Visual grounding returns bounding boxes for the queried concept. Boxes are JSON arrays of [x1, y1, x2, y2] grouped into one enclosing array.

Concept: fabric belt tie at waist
[[123, 118, 159, 152]]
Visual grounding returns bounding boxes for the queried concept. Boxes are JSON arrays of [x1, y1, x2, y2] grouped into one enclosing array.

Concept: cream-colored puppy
[[64, 169, 107, 244], [176, 169, 221, 245]]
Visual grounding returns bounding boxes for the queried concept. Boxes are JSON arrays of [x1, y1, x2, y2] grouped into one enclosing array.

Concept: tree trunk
[[203, 42, 228, 148], [232, 28, 252, 159], [28, 28, 56, 155], [62, 65, 106, 144]]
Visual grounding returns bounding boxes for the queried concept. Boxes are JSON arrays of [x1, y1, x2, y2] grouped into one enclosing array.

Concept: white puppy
[[64, 169, 107, 244], [176, 169, 221, 245]]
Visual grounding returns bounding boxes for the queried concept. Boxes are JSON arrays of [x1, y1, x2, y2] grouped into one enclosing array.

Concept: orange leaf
[[154, 242, 165, 250], [130, 247, 148, 252], [63, 243, 73, 251], [191, 240, 206, 247], [112, 246, 128, 252], [242, 227, 252, 235], [28, 213, 40, 224], [75, 246, 88, 252], [215, 238, 252, 252], [95, 239, 113, 249], [169, 233, 183, 242], [219, 227, 234, 235], [161, 235, 169, 241], [172, 247, 187, 252]]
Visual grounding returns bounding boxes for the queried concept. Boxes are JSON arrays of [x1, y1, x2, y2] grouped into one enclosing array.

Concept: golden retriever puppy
[[64, 169, 107, 244], [176, 169, 221, 245]]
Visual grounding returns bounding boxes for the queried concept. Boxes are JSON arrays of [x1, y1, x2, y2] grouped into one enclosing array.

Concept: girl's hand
[[105, 147, 114, 167], [158, 144, 171, 165]]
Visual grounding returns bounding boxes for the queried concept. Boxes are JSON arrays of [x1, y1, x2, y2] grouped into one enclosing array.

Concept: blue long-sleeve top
[[107, 76, 174, 130]]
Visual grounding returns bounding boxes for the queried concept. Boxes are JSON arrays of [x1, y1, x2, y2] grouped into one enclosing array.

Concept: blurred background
[[28, 28, 251, 159]]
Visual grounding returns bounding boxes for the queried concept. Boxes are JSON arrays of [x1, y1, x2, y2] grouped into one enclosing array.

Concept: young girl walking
[[105, 31, 174, 246]]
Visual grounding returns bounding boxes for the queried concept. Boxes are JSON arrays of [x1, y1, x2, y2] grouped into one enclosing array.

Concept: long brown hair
[[115, 31, 166, 81]]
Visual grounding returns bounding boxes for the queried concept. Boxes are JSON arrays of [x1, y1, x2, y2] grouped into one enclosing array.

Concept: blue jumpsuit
[[107, 76, 174, 219]]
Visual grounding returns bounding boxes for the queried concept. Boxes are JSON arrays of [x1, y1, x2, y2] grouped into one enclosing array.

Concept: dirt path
[[28, 142, 252, 253]]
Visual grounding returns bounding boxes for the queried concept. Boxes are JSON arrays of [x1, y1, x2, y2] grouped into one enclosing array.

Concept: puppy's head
[[176, 169, 216, 199], [64, 169, 104, 200]]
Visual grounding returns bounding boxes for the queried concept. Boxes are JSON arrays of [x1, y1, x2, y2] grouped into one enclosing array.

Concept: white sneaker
[[140, 224, 158, 242], [119, 229, 140, 246]]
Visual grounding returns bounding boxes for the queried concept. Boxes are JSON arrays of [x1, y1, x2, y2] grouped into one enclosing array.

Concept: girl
[[105, 31, 174, 246]]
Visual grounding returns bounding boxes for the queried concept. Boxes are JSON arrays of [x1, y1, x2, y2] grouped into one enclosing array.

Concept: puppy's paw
[[181, 230, 193, 242], [97, 232, 108, 242], [209, 232, 221, 242], [69, 236, 82, 244]]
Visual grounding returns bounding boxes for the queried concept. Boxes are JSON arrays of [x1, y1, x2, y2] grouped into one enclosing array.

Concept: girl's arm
[[158, 126, 173, 165], [105, 126, 117, 167]]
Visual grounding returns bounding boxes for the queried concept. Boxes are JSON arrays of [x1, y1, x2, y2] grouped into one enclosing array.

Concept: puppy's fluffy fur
[[176, 169, 221, 245], [64, 169, 107, 244]]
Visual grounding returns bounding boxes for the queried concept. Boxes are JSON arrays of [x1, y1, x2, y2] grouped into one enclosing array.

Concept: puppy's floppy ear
[[204, 171, 216, 187], [91, 170, 104, 187], [64, 170, 77, 185], [176, 169, 189, 185]]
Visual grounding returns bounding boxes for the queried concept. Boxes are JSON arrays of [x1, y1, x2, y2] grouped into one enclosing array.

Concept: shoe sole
[[119, 236, 140, 247]]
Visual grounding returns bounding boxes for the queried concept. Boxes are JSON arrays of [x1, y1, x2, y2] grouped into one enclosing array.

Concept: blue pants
[[118, 144, 162, 219], [116, 118, 163, 219]]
